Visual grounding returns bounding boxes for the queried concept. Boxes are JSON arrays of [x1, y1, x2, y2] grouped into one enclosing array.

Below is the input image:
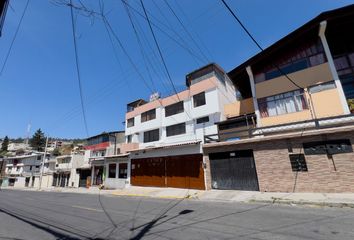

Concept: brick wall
[[204, 130, 354, 193]]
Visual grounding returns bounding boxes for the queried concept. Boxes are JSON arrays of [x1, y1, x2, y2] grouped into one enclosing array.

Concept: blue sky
[[0, 0, 353, 139]]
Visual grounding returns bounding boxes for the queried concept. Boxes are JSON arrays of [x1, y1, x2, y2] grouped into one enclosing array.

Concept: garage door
[[209, 150, 259, 191], [131, 158, 165, 187], [131, 154, 205, 190]]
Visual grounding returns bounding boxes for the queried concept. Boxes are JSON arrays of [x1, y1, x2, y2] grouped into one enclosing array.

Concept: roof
[[127, 99, 147, 108], [228, 4, 354, 78], [86, 131, 124, 141], [185, 63, 226, 87], [128, 140, 201, 153]]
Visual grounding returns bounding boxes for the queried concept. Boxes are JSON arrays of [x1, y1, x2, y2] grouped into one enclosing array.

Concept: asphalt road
[[0, 190, 353, 240]]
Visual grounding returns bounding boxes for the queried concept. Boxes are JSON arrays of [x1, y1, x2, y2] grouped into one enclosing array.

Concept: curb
[[248, 199, 354, 208]]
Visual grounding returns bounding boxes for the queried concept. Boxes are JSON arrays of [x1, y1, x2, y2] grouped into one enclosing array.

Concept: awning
[[128, 140, 201, 153]]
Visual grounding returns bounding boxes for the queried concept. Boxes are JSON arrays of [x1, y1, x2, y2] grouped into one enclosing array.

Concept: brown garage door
[[131, 158, 165, 187], [131, 154, 205, 190]]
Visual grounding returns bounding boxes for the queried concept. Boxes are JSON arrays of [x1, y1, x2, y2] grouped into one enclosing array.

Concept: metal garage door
[[131, 154, 205, 190], [209, 150, 259, 191]]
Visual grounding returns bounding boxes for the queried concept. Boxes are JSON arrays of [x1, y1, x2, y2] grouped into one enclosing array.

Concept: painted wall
[[255, 63, 333, 98], [224, 98, 255, 118], [311, 88, 344, 118]]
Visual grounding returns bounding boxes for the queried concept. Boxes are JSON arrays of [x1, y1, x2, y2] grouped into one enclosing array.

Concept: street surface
[[0, 189, 353, 240]]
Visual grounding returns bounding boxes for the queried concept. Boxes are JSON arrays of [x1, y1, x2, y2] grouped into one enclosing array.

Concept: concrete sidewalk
[[3, 186, 354, 208]]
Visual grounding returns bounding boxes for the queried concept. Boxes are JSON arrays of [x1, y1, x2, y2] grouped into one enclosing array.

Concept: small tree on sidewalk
[[30, 129, 46, 151]]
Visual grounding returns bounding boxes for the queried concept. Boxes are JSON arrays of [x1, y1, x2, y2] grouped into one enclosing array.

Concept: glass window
[[143, 129, 159, 143], [127, 118, 134, 128], [309, 81, 336, 94], [254, 39, 326, 83], [141, 109, 156, 122], [166, 123, 186, 137], [193, 92, 206, 107], [108, 164, 116, 178], [258, 90, 307, 117], [119, 163, 127, 179], [165, 101, 184, 117], [196, 116, 209, 124], [127, 135, 132, 143]]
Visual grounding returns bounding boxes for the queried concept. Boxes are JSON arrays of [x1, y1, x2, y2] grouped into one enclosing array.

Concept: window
[[303, 139, 352, 155], [258, 90, 307, 117], [165, 101, 184, 117], [254, 39, 326, 83], [166, 123, 186, 137], [143, 129, 159, 143], [193, 92, 206, 107], [108, 164, 116, 178], [119, 163, 127, 179], [308, 81, 336, 94], [141, 109, 156, 122], [289, 154, 308, 172], [127, 135, 132, 143], [196, 116, 209, 124], [127, 118, 134, 128], [37, 156, 42, 160]]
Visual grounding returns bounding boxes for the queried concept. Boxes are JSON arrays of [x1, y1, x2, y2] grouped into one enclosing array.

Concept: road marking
[[71, 205, 103, 212]]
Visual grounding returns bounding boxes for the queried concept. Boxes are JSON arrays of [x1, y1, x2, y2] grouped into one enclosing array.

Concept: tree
[[30, 129, 46, 151], [52, 148, 61, 156], [1, 136, 9, 152]]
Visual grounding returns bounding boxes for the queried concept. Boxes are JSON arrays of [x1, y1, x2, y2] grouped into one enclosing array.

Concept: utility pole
[[38, 136, 49, 190]]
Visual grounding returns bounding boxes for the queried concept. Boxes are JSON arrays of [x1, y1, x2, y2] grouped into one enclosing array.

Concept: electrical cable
[[0, 0, 30, 76], [69, 0, 89, 137]]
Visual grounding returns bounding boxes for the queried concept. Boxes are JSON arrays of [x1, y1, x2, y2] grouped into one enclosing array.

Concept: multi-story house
[[125, 63, 237, 190], [52, 153, 84, 188], [84, 131, 133, 189], [3, 153, 44, 187], [203, 4, 354, 193]]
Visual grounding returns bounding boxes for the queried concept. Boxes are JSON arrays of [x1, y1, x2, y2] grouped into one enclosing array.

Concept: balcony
[[205, 113, 354, 143]]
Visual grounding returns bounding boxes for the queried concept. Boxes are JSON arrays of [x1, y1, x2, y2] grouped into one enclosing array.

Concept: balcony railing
[[204, 113, 354, 143]]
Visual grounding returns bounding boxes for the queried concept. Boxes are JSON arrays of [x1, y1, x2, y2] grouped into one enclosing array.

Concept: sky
[[0, 0, 353, 139]]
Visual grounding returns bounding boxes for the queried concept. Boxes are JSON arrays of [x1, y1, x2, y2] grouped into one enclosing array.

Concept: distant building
[[3, 153, 44, 188], [52, 153, 84, 188], [84, 131, 132, 189]]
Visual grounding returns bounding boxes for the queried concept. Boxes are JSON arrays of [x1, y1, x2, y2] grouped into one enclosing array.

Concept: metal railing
[[204, 113, 354, 143]]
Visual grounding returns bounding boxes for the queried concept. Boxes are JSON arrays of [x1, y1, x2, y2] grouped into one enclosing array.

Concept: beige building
[[203, 4, 354, 193]]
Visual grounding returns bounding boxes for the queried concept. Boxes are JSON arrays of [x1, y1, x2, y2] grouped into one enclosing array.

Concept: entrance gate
[[209, 150, 259, 191]]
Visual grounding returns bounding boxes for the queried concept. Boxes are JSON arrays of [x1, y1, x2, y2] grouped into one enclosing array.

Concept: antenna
[[25, 123, 31, 144]]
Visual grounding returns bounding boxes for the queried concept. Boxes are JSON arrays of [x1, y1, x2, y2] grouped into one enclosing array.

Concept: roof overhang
[[128, 140, 201, 153]]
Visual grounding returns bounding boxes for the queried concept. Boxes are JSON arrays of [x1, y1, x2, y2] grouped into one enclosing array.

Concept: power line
[[163, 0, 210, 63], [121, 0, 157, 93], [124, 1, 206, 64], [69, 0, 89, 137], [220, 0, 303, 90], [139, 0, 181, 102], [0, 0, 30, 76]]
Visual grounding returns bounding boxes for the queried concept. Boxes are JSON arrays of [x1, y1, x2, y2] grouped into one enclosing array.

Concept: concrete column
[[127, 159, 131, 185], [115, 162, 119, 179], [319, 20, 350, 114], [246, 66, 262, 127], [91, 166, 95, 185]]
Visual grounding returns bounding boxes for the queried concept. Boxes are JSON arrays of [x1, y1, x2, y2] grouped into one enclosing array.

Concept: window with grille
[[143, 129, 159, 143], [289, 154, 308, 172], [166, 123, 186, 137], [141, 109, 156, 122], [193, 92, 206, 107], [165, 101, 184, 117]]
